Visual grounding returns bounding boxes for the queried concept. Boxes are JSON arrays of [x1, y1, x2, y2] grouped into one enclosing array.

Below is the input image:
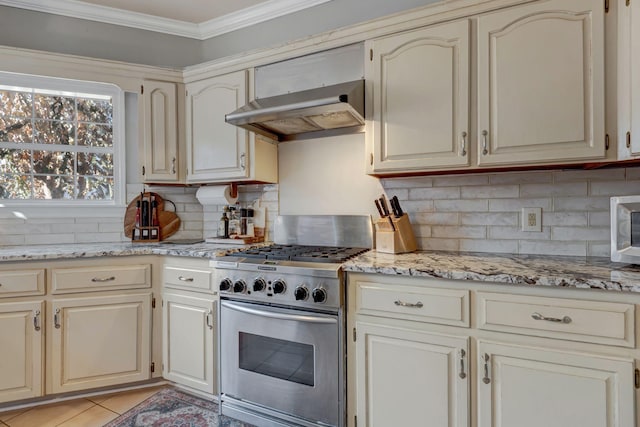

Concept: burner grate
[[232, 245, 368, 263]]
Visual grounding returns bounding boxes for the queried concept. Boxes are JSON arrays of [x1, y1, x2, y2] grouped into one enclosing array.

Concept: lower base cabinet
[[355, 321, 469, 427], [477, 341, 635, 427], [162, 292, 216, 394], [0, 300, 43, 403], [48, 293, 152, 394]]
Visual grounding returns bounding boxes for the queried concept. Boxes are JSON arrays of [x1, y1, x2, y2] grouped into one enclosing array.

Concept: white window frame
[[0, 71, 126, 206]]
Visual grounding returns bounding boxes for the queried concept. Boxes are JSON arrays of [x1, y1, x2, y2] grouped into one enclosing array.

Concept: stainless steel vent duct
[[225, 79, 364, 142]]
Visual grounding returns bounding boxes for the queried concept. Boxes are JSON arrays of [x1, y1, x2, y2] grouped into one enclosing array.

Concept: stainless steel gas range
[[212, 215, 373, 427]]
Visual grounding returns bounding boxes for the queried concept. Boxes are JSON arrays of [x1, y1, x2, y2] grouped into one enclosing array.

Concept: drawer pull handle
[[482, 353, 491, 384], [33, 310, 41, 331], [91, 276, 116, 283], [459, 349, 467, 379], [54, 308, 61, 329], [394, 300, 423, 308], [178, 276, 194, 282], [206, 310, 214, 329], [531, 312, 572, 324]]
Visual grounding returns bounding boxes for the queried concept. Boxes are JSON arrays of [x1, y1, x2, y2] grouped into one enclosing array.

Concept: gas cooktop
[[231, 244, 369, 264]]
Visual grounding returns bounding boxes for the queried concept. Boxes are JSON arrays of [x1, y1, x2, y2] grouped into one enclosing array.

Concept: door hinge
[[369, 49, 373, 61], [352, 327, 357, 342], [605, 134, 610, 150], [635, 369, 639, 389], [152, 297, 156, 309], [151, 362, 155, 373], [141, 84, 144, 95]]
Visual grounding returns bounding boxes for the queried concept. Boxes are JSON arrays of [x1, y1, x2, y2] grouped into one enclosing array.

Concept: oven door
[[220, 299, 340, 426]]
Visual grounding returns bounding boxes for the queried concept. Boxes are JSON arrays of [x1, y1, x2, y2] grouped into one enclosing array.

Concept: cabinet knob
[[54, 308, 61, 329], [240, 153, 246, 170], [482, 130, 489, 155], [531, 312, 572, 324], [33, 310, 41, 332], [171, 157, 176, 174], [460, 131, 467, 156]]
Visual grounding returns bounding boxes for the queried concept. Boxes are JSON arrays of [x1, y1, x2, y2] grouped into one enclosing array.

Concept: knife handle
[[374, 200, 385, 217]]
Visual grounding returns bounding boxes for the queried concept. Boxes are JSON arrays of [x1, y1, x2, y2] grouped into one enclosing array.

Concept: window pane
[[34, 120, 75, 145], [33, 174, 74, 199], [77, 152, 113, 176], [0, 117, 32, 143], [0, 149, 32, 174], [34, 95, 75, 121], [0, 174, 31, 199], [0, 91, 32, 118], [77, 98, 112, 124], [78, 176, 113, 200], [32, 151, 74, 175], [77, 123, 112, 147]]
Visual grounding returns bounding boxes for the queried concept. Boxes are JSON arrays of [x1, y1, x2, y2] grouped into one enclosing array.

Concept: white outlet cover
[[521, 207, 542, 232]]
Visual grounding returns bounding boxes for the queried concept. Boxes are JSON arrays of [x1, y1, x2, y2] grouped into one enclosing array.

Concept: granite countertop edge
[[343, 250, 640, 293]]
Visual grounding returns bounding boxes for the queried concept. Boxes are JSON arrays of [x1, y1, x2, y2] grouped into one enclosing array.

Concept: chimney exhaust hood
[[225, 43, 365, 142], [225, 80, 364, 142]]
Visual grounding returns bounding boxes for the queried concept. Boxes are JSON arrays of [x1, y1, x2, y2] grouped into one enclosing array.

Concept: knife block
[[375, 214, 417, 254]]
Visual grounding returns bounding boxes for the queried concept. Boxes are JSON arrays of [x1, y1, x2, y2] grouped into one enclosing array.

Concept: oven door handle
[[222, 300, 337, 324]]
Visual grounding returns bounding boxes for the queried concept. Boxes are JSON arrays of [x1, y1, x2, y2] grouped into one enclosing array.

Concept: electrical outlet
[[521, 207, 542, 232]]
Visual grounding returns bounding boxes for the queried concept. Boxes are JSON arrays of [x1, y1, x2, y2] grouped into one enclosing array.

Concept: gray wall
[[0, 0, 439, 67]]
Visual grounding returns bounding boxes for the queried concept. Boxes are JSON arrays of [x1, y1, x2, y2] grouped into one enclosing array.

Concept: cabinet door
[[477, 340, 635, 427], [356, 321, 468, 427], [0, 301, 43, 403], [141, 80, 179, 182], [367, 20, 470, 173], [162, 292, 216, 394], [477, 0, 605, 166], [49, 293, 151, 394], [631, 0, 640, 155], [186, 70, 250, 182]]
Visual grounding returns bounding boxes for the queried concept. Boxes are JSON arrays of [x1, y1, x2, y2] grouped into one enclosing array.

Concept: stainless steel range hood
[[225, 79, 364, 142]]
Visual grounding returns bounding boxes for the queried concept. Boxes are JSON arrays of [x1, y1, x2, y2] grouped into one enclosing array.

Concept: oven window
[[632, 212, 640, 247], [239, 332, 314, 387]]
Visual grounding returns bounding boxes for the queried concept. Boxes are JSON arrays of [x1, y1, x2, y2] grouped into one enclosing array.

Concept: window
[[0, 72, 124, 203]]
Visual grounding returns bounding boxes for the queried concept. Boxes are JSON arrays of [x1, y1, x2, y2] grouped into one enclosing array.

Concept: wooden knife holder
[[375, 214, 417, 254]]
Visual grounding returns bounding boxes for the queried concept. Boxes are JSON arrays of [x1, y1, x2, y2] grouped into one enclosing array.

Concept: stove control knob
[[312, 288, 327, 303], [294, 286, 309, 301], [233, 279, 247, 294], [253, 278, 267, 292], [219, 278, 232, 292], [272, 279, 286, 294]]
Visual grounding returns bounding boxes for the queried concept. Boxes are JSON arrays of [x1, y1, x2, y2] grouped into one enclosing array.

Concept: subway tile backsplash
[[382, 167, 640, 257], [0, 167, 638, 259]]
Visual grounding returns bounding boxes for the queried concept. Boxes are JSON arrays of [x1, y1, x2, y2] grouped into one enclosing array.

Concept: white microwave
[[611, 196, 640, 263]]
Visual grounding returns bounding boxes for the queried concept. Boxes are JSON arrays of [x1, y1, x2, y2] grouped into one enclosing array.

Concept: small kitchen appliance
[[212, 215, 373, 427], [611, 196, 640, 263]]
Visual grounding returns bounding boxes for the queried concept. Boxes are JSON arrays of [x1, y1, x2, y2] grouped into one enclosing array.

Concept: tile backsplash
[[382, 167, 640, 257], [1, 167, 639, 259]]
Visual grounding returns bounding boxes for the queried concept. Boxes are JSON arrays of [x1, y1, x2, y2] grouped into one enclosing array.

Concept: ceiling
[[0, 0, 332, 39]]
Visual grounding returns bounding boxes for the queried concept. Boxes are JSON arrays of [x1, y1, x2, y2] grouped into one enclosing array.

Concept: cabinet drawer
[[0, 269, 45, 297], [477, 292, 635, 347], [355, 281, 469, 327], [164, 266, 212, 291], [51, 264, 151, 293]]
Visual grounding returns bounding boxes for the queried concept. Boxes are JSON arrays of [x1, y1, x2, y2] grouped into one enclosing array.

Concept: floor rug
[[104, 387, 254, 427]]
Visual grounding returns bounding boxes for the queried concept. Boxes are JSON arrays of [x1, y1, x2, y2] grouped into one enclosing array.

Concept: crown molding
[[0, 0, 333, 40]]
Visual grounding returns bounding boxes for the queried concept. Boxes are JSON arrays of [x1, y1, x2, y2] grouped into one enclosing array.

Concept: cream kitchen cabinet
[[185, 70, 277, 184], [618, 0, 640, 158], [365, 19, 470, 173], [140, 79, 183, 183], [162, 258, 217, 395], [48, 293, 152, 394], [0, 300, 44, 403], [476, 0, 605, 166], [367, 0, 606, 175], [347, 273, 638, 427]]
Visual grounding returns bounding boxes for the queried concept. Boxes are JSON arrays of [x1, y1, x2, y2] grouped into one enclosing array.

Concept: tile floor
[[0, 385, 168, 427]]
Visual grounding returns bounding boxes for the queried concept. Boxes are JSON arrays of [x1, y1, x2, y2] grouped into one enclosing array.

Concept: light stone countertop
[[343, 250, 640, 293], [0, 241, 262, 262]]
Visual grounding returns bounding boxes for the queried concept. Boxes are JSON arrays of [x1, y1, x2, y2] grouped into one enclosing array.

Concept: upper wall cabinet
[[366, 20, 471, 174], [140, 80, 182, 183], [185, 70, 277, 184], [477, 0, 606, 167], [618, 0, 640, 158]]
